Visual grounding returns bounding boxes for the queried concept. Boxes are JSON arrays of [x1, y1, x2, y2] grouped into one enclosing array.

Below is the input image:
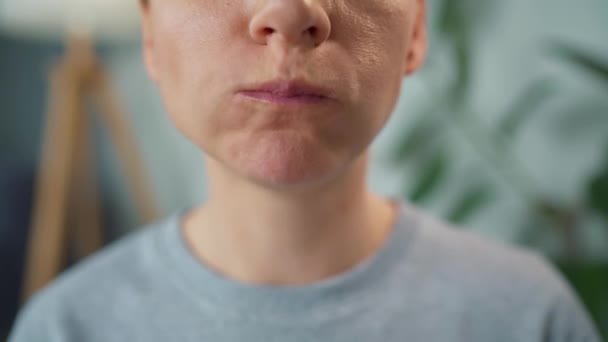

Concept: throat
[[181, 194, 397, 286]]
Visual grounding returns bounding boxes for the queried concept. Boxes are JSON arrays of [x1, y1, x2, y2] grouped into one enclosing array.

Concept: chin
[[229, 132, 342, 189]]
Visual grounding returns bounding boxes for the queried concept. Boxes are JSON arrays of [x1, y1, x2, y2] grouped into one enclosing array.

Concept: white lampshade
[[0, 0, 141, 42]]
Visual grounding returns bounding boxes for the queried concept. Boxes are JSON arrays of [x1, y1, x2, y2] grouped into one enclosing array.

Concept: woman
[[10, 0, 600, 341]]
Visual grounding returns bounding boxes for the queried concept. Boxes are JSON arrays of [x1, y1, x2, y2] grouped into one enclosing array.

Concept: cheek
[[332, 2, 412, 118], [151, 1, 246, 81], [337, 45, 406, 146], [358, 28, 410, 105], [151, 7, 243, 145]]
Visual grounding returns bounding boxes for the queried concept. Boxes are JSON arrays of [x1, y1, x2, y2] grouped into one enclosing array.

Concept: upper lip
[[238, 79, 332, 98]]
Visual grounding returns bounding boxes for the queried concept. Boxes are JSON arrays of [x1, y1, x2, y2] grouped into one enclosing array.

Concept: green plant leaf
[[437, 0, 465, 36], [497, 78, 558, 137], [392, 117, 441, 165], [557, 263, 608, 341], [587, 161, 608, 221], [552, 44, 608, 87], [447, 185, 494, 223], [409, 152, 448, 202], [452, 37, 473, 104], [549, 100, 608, 138], [435, 0, 475, 102]]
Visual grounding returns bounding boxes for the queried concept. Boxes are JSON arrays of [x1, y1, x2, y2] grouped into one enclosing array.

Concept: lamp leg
[[67, 95, 104, 261], [22, 63, 81, 302]]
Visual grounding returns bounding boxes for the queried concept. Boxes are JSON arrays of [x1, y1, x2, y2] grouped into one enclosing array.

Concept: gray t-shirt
[[9, 200, 601, 341]]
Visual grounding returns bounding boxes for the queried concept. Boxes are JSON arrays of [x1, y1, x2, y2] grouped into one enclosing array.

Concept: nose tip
[[249, 0, 331, 48]]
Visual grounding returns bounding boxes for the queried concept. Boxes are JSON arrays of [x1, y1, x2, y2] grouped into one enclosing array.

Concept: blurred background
[[0, 0, 607, 340]]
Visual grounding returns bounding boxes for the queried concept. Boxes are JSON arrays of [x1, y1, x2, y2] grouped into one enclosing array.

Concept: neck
[[183, 151, 397, 286]]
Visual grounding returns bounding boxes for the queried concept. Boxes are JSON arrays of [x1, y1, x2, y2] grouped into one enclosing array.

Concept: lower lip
[[238, 91, 330, 105]]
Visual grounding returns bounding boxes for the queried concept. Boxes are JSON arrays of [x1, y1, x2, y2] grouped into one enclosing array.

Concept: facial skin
[[140, 0, 426, 192]]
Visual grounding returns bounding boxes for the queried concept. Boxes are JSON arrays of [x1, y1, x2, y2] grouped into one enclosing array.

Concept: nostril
[[307, 26, 318, 37], [263, 27, 275, 35]]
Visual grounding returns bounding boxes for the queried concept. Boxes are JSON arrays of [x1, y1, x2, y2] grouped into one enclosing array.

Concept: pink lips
[[238, 80, 332, 105]]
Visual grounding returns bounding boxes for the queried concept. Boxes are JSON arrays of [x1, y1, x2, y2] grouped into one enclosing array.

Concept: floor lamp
[[0, 0, 159, 302]]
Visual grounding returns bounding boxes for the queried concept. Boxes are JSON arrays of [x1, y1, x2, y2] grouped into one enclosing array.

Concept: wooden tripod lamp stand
[[0, 0, 158, 301]]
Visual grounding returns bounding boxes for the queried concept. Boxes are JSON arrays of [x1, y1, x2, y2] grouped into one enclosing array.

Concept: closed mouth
[[238, 80, 332, 105]]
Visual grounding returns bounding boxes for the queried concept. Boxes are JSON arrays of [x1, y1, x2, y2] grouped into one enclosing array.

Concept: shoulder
[[404, 202, 564, 294], [42, 215, 170, 300], [9, 214, 177, 341], [401, 202, 600, 340]]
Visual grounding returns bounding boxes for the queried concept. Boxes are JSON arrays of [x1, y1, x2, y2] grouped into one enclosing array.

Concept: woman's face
[[140, 0, 426, 189]]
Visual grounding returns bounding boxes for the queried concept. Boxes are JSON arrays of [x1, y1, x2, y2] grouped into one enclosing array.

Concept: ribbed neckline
[[155, 199, 421, 322]]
